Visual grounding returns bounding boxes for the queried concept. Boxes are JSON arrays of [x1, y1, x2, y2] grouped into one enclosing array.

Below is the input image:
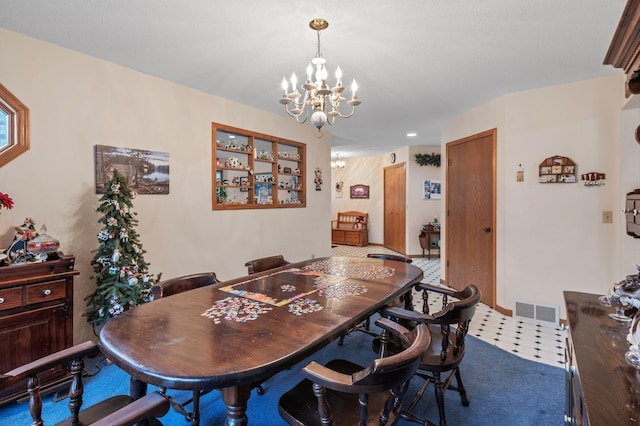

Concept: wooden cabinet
[[212, 123, 306, 210], [563, 291, 640, 425], [0, 255, 77, 405], [604, 0, 640, 97], [418, 224, 440, 259]]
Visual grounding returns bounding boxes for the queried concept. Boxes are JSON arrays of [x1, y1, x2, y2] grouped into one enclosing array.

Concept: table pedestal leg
[[130, 377, 148, 399], [222, 384, 252, 426]]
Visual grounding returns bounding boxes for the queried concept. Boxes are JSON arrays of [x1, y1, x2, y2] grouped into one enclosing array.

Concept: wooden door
[[445, 129, 496, 308], [384, 163, 406, 254]]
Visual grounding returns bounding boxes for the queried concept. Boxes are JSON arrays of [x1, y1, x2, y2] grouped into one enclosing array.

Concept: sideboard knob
[[43, 289, 52, 296]]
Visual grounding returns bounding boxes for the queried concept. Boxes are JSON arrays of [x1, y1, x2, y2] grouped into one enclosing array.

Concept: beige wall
[[0, 29, 332, 343], [442, 74, 634, 318], [330, 146, 441, 255]]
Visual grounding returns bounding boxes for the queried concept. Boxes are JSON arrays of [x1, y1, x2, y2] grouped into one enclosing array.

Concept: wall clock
[[389, 153, 396, 164]]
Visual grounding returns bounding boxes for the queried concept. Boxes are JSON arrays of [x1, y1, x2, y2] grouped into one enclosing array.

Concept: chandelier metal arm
[[284, 103, 310, 124]]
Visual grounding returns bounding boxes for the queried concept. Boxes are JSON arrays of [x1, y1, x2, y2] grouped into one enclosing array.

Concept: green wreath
[[415, 153, 441, 167]]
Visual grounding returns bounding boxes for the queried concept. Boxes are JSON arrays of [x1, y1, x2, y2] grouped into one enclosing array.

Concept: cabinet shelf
[[217, 147, 254, 155], [213, 122, 306, 210]]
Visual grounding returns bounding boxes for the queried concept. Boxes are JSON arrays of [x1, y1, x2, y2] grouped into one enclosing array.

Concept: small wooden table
[[419, 225, 440, 259], [99, 256, 423, 425]]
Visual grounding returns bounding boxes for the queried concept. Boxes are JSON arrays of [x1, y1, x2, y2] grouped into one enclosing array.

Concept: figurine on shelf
[[5, 217, 39, 264], [229, 157, 241, 168]]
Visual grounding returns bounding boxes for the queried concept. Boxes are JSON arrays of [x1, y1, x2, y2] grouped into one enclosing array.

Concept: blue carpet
[[0, 324, 563, 425]]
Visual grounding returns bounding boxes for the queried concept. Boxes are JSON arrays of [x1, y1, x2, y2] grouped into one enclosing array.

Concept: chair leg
[[454, 367, 469, 406], [312, 383, 332, 425], [432, 372, 448, 426], [400, 373, 436, 426]]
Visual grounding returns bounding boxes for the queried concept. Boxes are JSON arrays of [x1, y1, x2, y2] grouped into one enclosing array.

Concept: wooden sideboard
[[564, 291, 640, 425], [0, 254, 77, 405]]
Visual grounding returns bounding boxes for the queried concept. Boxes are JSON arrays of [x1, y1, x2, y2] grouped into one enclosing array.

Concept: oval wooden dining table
[[99, 256, 424, 425]]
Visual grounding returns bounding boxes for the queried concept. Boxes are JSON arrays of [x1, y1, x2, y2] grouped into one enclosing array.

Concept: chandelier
[[331, 153, 345, 169], [279, 18, 361, 137]]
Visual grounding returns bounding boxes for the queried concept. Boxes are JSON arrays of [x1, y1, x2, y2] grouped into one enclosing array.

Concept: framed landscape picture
[[95, 145, 170, 194]]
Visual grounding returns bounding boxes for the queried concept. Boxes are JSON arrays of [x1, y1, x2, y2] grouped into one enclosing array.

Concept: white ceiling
[[0, 0, 627, 158]]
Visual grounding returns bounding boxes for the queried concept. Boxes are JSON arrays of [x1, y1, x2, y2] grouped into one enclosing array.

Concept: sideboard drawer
[[26, 280, 66, 304], [0, 287, 23, 311]]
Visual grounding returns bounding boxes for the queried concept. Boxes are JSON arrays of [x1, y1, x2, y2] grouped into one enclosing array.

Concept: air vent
[[514, 301, 559, 324]]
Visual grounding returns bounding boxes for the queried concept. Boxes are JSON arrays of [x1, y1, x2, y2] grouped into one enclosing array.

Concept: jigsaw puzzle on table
[[204, 258, 397, 323], [219, 258, 396, 307]]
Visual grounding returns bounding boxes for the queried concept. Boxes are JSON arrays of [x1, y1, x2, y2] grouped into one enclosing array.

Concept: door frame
[[445, 129, 499, 312], [383, 163, 407, 254]]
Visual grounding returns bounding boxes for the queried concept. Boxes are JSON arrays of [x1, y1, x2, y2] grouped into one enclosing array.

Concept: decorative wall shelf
[[538, 155, 576, 183], [212, 123, 306, 210]]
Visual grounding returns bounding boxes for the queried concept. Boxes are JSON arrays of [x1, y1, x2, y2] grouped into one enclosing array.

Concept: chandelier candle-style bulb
[[349, 80, 361, 106], [278, 18, 361, 136]]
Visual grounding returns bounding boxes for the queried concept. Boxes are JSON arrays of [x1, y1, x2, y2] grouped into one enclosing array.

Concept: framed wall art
[[423, 180, 441, 199], [350, 184, 369, 199], [95, 145, 170, 194]]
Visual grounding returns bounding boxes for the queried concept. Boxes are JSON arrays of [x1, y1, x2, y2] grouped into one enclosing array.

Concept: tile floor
[[331, 244, 566, 368]]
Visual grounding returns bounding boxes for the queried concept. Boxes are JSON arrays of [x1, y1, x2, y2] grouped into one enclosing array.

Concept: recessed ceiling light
[[406, 132, 417, 137]]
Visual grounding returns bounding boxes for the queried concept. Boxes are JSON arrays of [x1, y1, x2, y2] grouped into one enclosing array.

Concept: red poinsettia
[[0, 192, 14, 212]]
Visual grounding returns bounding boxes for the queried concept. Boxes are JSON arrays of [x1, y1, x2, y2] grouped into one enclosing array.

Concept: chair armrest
[[381, 306, 452, 324], [374, 317, 412, 347], [2, 341, 100, 387], [301, 361, 354, 393], [415, 282, 457, 297], [91, 392, 170, 426]]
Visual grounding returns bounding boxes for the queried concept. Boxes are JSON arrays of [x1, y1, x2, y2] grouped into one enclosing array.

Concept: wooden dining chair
[[278, 318, 431, 426], [338, 253, 414, 345], [150, 272, 221, 426], [150, 272, 220, 300], [0, 341, 170, 425], [244, 255, 290, 274], [380, 283, 482, 426], [366, 253, 414, 310]]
